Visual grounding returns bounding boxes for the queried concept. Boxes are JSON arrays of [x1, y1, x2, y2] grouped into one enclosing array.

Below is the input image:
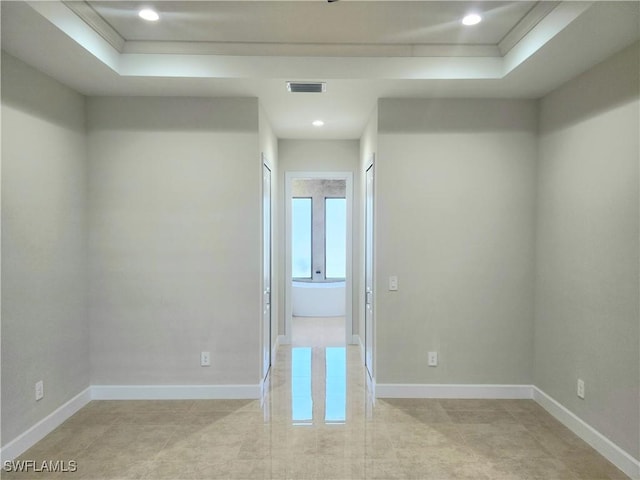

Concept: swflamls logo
[[3, 460, 78, 473]]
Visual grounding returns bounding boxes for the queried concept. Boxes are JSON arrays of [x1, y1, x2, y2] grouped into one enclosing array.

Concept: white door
[[365, 163, 374, 380], [262, 163, 272, 381]]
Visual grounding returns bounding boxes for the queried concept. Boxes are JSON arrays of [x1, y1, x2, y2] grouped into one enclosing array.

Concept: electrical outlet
[[35, 380, 44, 401], [428, 351, 438, 367], [200, 351, 211, 367], [577, 379, 585, 399]]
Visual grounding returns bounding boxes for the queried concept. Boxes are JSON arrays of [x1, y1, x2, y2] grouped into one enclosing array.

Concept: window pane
[[325, 198, 346, 279], [292, 198, 312, 278]]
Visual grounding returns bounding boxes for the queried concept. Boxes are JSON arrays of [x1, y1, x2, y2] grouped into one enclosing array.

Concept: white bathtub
[[292, 281, 345, 317]]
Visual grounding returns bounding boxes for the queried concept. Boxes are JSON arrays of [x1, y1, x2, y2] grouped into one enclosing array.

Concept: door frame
[[261, 159, 272, 386], [284, 171, 355, 345], [364, 159, 375, 382]]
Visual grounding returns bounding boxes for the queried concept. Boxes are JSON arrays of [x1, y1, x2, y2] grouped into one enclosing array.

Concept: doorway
[[285, 172, 354, 346]]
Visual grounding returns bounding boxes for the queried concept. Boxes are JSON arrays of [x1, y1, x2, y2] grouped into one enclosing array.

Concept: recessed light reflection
[[312, 120, 325, 127], [139, 8, 159, 21], [462, 13, 482, 26]]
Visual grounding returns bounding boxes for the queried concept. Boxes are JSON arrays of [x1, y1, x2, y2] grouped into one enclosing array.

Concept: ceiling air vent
[[286, 82, 327, 93]]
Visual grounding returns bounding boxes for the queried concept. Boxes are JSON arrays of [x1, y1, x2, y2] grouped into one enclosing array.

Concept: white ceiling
[[1, 1, 639, 139]]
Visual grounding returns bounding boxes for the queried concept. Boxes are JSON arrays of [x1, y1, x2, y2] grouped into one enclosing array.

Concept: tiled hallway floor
[[3, 346, 629, 479], [291, 316, 345, 347]]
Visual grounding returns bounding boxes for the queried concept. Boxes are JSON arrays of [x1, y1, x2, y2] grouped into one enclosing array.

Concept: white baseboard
[[376, 383, 534, 399], [0, 387, 91, 464], [91, 384, 261, 400], [533, 387, 640, 480]]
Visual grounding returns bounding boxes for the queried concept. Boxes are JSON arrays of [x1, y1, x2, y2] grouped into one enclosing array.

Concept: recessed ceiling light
[[312, 120, 325, 127], [139, 8, 159, 21], [462, 13, 482, 26]]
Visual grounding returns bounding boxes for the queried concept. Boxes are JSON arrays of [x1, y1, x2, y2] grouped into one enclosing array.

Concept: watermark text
[[3, 460, 77, 473]]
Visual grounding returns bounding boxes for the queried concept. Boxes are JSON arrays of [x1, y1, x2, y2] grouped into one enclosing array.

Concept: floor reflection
[[324, 347, 346, 423], [291, 347, 347, 425], [291, 347, 313, 425]]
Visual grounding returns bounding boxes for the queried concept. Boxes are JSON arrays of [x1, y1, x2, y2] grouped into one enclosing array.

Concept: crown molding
[[122, 41, 501, 58], [62, 0, 125, 52], [499, 1, 560, 56]]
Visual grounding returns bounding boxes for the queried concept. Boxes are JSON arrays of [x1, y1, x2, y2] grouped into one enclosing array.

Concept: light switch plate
[[577, 379, 585, 399], [201, 351, 211, 367], [428, 352, 438, 367], [35, 380, 44, 401]]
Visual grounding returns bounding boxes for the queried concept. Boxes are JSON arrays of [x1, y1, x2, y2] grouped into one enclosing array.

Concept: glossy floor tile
[[291, 316, 345, 347], [3, 345, 630, 479]]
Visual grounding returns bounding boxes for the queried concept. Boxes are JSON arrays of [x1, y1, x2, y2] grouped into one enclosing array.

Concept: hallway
[[3, 345, 628, 479]]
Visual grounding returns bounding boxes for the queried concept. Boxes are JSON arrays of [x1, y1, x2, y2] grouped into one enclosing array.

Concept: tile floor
[[291, 316, 345, 347], [3, 345, 630, 479]]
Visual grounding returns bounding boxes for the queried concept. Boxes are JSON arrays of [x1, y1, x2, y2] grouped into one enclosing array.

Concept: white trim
[[260, 334, 283, 402], [354, 334, 365, 363], [90, 384, 261, 400], [375, 384, 534, 399], [260, 376, 269, 402], [26, 1, 120, 72], [123, 41, 501, 58], [533, 387, 640, 480], [62, 0, 126, 52], [284, 171, 354, 347], [0, 387, 91, 463], [497, 1, 559, 55], [273, 335, 284, 360], [261, 160, 273, 385], [366, 374, 376, 401], [502, 1, 591, 75]]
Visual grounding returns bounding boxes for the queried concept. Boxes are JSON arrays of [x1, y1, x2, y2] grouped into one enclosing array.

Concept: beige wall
[[277, 140, 360, 337], [376, 99, 538, 384], [535, 43, 640, 460], [87, 97, 263, 385], [1, 53, 90, 444]]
